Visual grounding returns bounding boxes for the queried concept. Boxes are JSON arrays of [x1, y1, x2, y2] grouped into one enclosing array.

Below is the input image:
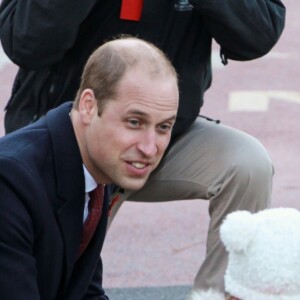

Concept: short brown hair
[[73, 35, 177, 113]]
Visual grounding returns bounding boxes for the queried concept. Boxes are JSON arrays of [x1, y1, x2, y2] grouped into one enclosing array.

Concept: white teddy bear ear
[[220, 210, 257, 253]]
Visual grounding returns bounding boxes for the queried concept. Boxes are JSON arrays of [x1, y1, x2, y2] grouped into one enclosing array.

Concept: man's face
[[80, 68, 178, 190]]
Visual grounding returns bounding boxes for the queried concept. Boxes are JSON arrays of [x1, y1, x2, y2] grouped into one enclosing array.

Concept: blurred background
[[0, 0, 299, 297]]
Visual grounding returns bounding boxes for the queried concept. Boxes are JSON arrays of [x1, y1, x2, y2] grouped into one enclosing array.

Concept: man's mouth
[[131, 162, 147, 169]]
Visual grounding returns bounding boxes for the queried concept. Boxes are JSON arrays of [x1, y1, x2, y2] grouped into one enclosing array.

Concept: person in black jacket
[[0, 36, 179, 300], [0, 1, 286, 299]]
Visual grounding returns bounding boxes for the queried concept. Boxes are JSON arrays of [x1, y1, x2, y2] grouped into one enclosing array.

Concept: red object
[[109, 194, 121, 216], [120, 0, 143, 21], [77, 185, 104, 258]]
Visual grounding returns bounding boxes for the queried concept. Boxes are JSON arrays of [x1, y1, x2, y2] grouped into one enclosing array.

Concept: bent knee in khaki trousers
[[108, 117, 273, 294]]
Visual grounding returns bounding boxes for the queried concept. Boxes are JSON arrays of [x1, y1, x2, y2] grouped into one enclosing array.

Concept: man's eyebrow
[[160, 115, 177, 123], [126, 109, 148, 117], [127, 109, 177, 122]]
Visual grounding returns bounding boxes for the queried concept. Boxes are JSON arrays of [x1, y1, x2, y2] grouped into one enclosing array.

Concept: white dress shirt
[[83, 165, 98, 223]]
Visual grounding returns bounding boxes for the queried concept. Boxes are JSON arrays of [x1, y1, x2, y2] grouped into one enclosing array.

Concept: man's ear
[[78, 89, 98, 124]]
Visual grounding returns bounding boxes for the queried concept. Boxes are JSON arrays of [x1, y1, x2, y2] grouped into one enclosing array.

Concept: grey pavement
[[106, 286, 191, 300], [0, 0, 299, 299]]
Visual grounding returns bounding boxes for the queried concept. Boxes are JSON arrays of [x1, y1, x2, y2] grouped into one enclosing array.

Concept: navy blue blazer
[[0, 102, 109, 300]]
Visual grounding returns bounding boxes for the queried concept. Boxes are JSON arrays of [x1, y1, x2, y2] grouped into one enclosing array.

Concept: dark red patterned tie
[[77, 185, 104, 258]]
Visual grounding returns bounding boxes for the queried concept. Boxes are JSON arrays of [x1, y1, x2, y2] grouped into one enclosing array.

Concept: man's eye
[[128, 119, 141, 127], [158, 124, 172, 132]]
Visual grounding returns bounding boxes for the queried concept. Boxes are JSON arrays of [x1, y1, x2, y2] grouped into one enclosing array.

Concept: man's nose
[[137, 129, 158, 157]]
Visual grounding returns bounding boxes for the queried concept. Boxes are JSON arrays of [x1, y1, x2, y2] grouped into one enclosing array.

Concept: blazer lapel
[[46, 103, 85, 288]]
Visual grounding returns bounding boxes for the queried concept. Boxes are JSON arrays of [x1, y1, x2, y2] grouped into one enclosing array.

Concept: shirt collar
[[83, 165, 97, 193]]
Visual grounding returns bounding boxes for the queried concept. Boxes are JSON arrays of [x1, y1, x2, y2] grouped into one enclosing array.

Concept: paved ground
[[106, 286, 191, 300], [0, 1, 299, 299]]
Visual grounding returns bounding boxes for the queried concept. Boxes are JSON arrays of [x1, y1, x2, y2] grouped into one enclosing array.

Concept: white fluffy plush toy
[[220, 208, 300, 300]]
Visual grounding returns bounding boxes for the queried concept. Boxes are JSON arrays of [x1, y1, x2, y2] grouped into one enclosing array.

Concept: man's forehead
[[114, 69, 179, 115]]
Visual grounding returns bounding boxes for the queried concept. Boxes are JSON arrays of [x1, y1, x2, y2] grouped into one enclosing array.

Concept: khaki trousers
[[108, 117, 273, 293]]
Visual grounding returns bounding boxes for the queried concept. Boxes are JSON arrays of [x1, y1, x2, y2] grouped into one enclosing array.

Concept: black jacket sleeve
[[0, 0, 98, 69], [193, 0, 285, 61], [0, 0, 285, 68]]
